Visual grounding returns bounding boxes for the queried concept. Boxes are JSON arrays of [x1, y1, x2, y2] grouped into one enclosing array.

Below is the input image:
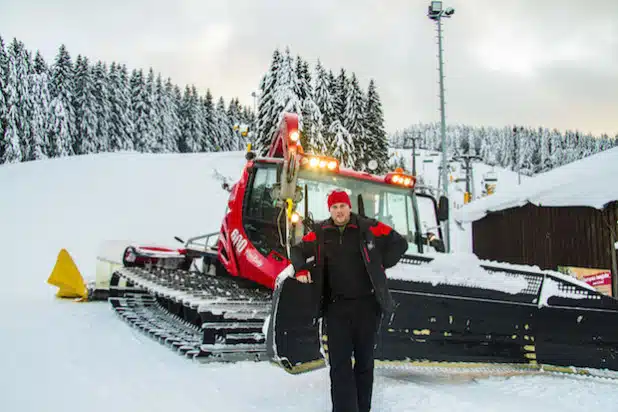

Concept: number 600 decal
[[231, 228, 248, 254]]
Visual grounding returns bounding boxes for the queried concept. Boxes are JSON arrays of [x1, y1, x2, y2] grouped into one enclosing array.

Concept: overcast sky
[[1, 0, 617, 136]]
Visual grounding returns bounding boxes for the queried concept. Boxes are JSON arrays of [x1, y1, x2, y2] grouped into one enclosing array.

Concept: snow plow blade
[[268, 253, 618, 375], [381, 254, 618, 372], [47, 249, 88, 300], [266, 276, 326, 374]]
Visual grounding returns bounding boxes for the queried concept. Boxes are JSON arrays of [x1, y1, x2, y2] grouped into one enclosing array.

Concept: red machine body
[[216, 159, 291, 290], [215, 113, 419, 290]]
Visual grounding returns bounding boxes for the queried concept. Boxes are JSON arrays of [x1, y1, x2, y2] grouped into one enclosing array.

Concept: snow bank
[[388, 251, 597, 297], [388, 252, 529, 294]]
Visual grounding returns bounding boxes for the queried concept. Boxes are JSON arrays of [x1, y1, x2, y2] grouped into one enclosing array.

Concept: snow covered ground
[[2, 151, 618, 412]]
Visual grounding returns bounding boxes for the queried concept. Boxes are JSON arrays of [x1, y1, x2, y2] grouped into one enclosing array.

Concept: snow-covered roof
[[455, 147, 618, 223]]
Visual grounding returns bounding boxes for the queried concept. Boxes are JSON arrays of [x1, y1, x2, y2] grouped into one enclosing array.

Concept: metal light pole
[[513, 126, 522, 185], [428, 1, 454, 252], [410, 133, 421, 176], [251, 91, 258, 113]]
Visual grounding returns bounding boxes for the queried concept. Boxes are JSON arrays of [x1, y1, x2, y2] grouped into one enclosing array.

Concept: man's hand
[[296, 269, 313, 284]]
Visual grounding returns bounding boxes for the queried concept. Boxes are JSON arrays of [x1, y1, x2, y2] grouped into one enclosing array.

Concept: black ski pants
[[325, 296, 381, 412]]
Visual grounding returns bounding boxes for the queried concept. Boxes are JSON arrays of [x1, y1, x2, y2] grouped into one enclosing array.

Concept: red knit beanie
[[327, 190, 351, 209]]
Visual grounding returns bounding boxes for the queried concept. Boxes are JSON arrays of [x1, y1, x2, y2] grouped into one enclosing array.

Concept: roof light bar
[[385, 171, 416, 188], [300, 155, 340, 172]]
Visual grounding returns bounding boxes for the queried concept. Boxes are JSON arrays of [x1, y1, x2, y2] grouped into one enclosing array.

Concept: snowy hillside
[[2, 151, 618, 412]]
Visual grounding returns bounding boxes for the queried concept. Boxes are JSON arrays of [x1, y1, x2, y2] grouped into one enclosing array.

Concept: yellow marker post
[[47, 249, 88, 300]]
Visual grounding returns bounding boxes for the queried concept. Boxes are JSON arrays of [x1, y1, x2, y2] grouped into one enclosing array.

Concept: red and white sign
[[559, 266, 613, 297]]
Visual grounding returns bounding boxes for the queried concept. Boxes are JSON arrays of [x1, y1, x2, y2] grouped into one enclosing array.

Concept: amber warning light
[[385, 169, 415, 188], [288, 130, 300, 143], [300, 155, 339, 172]]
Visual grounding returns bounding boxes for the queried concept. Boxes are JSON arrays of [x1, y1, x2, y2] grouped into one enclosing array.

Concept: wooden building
[[456, 148, 618, 297]]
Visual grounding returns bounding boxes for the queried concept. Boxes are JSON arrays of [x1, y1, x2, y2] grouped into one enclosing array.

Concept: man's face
[[330, 203, 351, 226]]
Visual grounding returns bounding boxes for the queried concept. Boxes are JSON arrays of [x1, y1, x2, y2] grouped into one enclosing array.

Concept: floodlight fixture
[[427, 0, 455, 252]]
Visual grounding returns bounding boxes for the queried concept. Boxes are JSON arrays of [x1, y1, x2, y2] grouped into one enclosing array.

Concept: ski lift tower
[[408, 132, 422, 176], [428, 0, 455, 251], [452, 154, 482, 203]]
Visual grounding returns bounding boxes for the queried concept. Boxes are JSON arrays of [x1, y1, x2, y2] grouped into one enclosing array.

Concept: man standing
[[290, 190, 408, 412]]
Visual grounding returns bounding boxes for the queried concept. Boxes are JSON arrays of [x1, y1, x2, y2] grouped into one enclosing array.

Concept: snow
[[537, 277, 600, 308], [387, 253, 530, 295], [2, 151, 618, 412], [387, 251, 598, 298], [454, 146, 618, 223]]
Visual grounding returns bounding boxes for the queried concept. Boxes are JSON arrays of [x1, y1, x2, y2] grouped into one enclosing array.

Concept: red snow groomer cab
[[213, 113, 446, 291], [107, 113, 618, 378]]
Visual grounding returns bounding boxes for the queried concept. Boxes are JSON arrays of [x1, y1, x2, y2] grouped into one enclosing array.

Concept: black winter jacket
[[290, 213, 408, 317]]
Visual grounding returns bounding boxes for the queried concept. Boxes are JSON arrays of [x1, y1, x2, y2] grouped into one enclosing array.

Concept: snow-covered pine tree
[[519, 127, 538, 175], [311, 60, 333, 155], [195, 90, 213, 152], [160, 77, 180, 152], [497, 126, 513, 169], [450, 126, 462, 157], [178, 85, 201, 153], [388, 130, 403, 148], [272, 47, 304, 134], [147, 71, 164, 152], [73, 55, 98, 154], [344, 73, 366, 170], [479, 130, 496, 166], [0, 36, 7, 161], [177, 86, 191, 153], [363, 79, 389, 174], [33, 51, 46, 74], [29, 66, 51, 160], [240, 105, 256, 136], [295, 56, 310, 147], [295, 56, 308, 102], [332, 68, 347, 124], [215, 96, 233, 151], [130, 68, 153, 152], [202, 89, 218, 150], [255, 49, 281, 155], [296, 57, 323, 154], [549, 128, 564, 168], [563, 130, 580, 164], [91, 61, 111, 153], [171, 84, 183, 150], [30, 51, 50, 160], [3, 39, 34, 163], [142, 68, 158, 152], [328, 69, 351, 158], [330, 120, 355, 168], [512, 126, 532, 174], [471, 127, 483, 156], [48, 44, 75, 157], [227, 97, 243, 150], [107, 63, 133, 151], [535, 127, 550, 173]]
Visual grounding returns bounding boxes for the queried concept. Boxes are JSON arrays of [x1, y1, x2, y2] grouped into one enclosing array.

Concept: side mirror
[[437, 196, 449, 221]]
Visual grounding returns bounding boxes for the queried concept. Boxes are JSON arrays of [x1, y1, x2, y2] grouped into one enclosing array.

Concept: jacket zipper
[[361, 242, 378, 294]]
